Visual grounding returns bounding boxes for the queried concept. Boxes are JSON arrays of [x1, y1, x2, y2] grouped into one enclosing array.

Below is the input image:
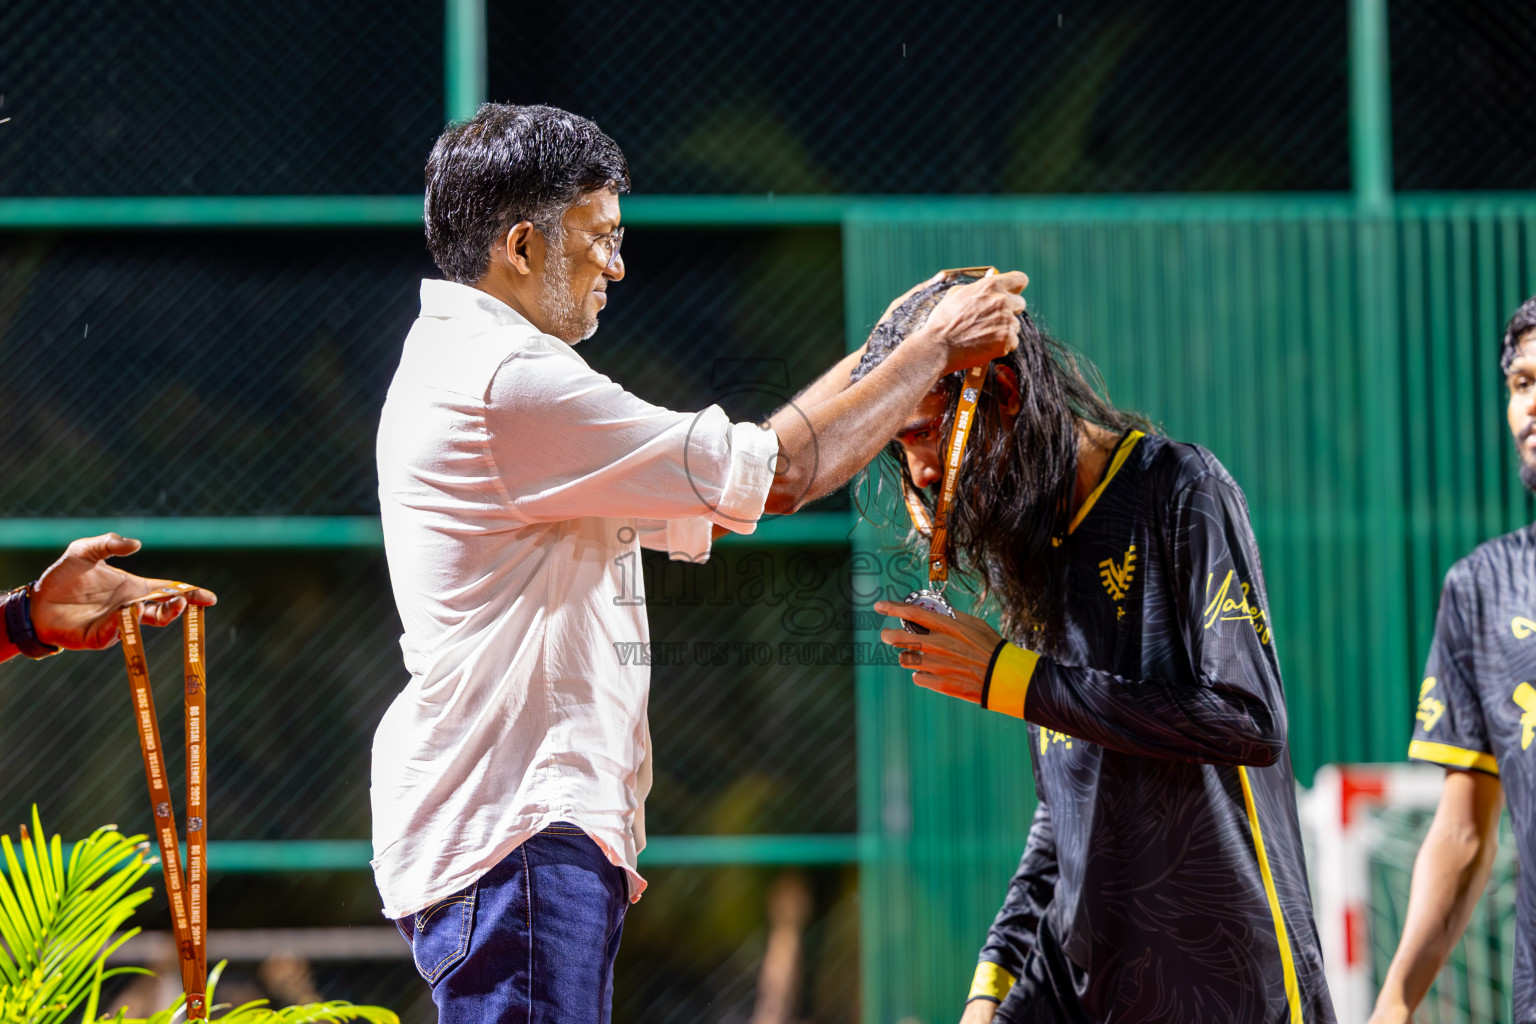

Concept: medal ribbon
[[118, 584, 208, 1021], [912, 360, 989, 588]]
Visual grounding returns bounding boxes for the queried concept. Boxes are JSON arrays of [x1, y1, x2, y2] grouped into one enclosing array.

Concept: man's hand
[[911, 271, 1029, 375], [1365, 1002, 1411, 1024], [875, 600, 1005, 703], [30, 533, 218, 650], [960, 999, 999, 1024]]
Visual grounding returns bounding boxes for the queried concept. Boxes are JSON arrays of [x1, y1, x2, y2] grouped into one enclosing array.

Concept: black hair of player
[[1501, 296, 1536, 377], [851, 277, 1150, 654], [424, 103, 631, 284], [1503, 296, 1536, 493]]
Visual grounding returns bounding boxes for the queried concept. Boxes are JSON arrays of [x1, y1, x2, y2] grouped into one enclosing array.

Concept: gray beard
[[540, 247, 598, 343]]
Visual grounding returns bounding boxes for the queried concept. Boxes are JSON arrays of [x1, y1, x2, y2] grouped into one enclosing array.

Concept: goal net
[[1304, 764, 1519, 1024]]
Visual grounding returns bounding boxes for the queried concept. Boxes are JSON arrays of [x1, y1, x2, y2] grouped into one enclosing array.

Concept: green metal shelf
[[0, 512, 856, 550], [8, 192, 1536, 233], [193, 834, 860, 872]]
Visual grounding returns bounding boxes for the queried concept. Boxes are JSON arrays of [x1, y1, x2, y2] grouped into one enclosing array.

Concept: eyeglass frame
[[536, 223, 625, 270]]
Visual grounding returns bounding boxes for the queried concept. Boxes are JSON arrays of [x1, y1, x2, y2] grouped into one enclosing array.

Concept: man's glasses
[[563, 225, 625, 270]]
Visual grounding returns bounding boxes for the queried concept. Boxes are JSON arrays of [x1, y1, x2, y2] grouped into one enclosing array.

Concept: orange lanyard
[[118, 584, 208, 1021], [906, 360, 989, 591]]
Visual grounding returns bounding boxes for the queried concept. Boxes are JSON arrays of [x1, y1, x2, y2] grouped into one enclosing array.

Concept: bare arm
[[1369, 768, 1503, 1024], [763, 272, 1027, 515], [787, 344, 867, 411]]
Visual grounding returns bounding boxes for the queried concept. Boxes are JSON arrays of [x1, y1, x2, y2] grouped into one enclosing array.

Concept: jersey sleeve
[[982, 471, 1287, 767], [969, 798, 1057, 1005], [1408, 566, 1497, 775]]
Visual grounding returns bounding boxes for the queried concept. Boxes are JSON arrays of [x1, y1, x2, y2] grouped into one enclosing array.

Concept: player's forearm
[[1375, 781, 1501, 1014], [1019, 660, 1285, 767], [764, 332, 944, 513], [787, 344, 867, 411]]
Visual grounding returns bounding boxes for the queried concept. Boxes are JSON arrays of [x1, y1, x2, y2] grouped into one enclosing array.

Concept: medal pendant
[[901, 589, 956, 635]]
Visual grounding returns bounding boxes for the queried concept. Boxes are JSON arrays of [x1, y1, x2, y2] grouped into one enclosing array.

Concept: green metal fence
[[5, 0, 1536, 1021]]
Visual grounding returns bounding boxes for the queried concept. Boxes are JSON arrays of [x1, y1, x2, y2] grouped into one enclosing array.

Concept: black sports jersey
[[971, 431, 1333, 1024], [1409, 524, 1536, 1020]]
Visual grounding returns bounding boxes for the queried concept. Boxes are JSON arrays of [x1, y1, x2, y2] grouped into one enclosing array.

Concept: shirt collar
[[418, 278, 535, 329]]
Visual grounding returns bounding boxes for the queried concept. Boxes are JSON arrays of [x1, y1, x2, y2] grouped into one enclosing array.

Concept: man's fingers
[[135, 579, 218, 611], [986, 270, 1029, 294], [182, 586, 217, 607], [65, 532, 142, 564], [139, 597, 187, 627]]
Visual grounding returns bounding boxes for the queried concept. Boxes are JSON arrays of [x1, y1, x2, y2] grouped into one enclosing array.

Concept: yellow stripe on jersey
[[1408, 739, 1499, 776], [1238, 765, 1304, 1024], [1067, 430, 1145, 535], [967, 960, 1017, 1003], [984, 643, 1038, 719]]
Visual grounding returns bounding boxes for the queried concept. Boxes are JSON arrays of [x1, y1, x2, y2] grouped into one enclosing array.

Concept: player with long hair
[[861, 274, 1334, 1024]]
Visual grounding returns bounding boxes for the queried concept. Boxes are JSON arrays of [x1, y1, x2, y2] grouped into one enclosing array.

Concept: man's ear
[[994, 363, 1023, 416], [502, 220, 540, 277]]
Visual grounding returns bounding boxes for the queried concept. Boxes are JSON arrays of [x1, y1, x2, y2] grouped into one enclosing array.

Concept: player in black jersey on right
[[852, 274, 1333, 1024], [1369, 296, 1536, 1024]]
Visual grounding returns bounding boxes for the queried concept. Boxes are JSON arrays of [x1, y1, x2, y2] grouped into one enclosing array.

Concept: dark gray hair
[[424, 104, 631, 284]]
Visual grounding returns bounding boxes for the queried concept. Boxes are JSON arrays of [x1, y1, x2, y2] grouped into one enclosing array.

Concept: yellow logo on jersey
[[1416, 677, 1445, 733], [1513, 616, 1536, 639], [1515, 683, 1536, 750], [1202, 570, 1272, 645], [1099, 544, 1137, 602], [1039, 728, 1074, 755]]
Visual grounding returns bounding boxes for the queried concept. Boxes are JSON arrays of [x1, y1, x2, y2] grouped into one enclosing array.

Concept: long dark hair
[[851, 277, 1150, 653]]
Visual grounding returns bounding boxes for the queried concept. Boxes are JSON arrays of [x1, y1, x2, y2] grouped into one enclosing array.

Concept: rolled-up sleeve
[[486, 338, 778, 533]]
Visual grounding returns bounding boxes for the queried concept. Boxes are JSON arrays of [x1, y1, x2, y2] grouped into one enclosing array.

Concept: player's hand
[[30, 534, 218, 650], [959, 999, 999, 1024], [875, 600, 1005, 704], [913, 270, 1028, 375]]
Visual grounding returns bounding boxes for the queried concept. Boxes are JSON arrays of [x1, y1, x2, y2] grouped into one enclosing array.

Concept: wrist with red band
[[3, 585, 59, 659]]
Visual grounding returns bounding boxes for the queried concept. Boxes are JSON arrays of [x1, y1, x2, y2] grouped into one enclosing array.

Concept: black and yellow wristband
[[967, 960, 1017, 1003], [980, 642, 1038, 719]]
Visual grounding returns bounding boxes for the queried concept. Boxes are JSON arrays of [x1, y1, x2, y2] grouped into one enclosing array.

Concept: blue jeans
[[396, 823, 629, 1023]]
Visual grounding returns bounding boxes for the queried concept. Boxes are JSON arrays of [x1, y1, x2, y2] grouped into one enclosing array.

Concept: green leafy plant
[[0, 808, 153, 1024], [123, 962, 398, 1024], [0, 811, 398, 1024]]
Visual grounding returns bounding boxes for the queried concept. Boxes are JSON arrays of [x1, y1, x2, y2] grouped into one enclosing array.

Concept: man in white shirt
[[374, 102, 1025, 1023]]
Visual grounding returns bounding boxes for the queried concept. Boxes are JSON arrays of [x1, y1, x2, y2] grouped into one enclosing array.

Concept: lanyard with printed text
[[907, 359, 989, 589], [117, 583, 207, 1021], [893, 266, 998, 591]]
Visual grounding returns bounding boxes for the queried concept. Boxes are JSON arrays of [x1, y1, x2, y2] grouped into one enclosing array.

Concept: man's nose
[[605, 252, 625, 282]]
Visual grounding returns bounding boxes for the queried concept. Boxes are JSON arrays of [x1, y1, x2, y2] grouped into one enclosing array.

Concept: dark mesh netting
[[1390, 0, 1536, 190], [0, 0, 442, 195], [490, 0, 1348, 194], [0, 228, 844, 517], [0, 231, 432, 517]]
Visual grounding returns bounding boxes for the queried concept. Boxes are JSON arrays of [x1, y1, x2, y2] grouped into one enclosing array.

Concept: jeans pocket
[[408, 883, 478, 985]]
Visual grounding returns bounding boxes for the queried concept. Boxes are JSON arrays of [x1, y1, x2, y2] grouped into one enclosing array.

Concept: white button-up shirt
[[371, 279, 778, 918]]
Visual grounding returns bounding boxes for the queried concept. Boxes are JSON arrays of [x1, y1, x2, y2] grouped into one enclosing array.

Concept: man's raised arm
[[763, 271, 1027, 515]]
